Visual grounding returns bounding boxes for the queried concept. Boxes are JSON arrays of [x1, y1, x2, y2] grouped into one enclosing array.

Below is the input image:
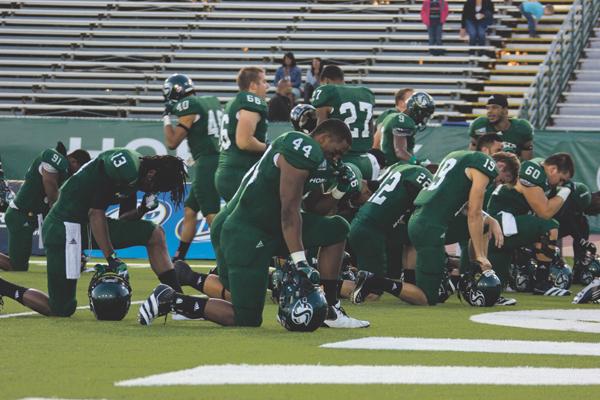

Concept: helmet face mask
[[277, 266, 327, 332], [88, 270, 132, 321], [163, 73, 195, 102], [405, 92, 435, 131], [290, 104, 317, 134]]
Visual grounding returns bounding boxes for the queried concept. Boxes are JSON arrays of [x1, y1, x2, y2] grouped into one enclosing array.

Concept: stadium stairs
[[550, 20, 600, 130], [0, 0, 579, 122]]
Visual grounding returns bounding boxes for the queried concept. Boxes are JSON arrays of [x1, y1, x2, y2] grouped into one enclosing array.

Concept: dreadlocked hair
[[139, 155, 188, 208]]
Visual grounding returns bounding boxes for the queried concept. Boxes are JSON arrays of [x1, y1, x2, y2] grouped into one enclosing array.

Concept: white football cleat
[[323, 301, 370, 328]]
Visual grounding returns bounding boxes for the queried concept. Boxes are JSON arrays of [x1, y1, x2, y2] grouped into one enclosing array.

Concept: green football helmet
[[508, 247, 535, 292], [548, 262, 572, 290], [405, 92, 435, 130], [458, 267, 501, 307], [88, 269, 132, 321], [163, 73, 194, 101], [290, 104, 317, 134], [277, 268, 328, 332]]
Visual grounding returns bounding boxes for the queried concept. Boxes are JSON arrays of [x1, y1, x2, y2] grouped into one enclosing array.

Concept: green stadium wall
[[1, 117, 598, 231]]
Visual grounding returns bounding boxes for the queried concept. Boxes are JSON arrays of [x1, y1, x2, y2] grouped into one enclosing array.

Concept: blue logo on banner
[[88, 184, 216, 260]]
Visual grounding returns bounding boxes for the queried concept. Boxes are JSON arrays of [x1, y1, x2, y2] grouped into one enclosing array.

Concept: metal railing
[[519, 0, 600, 129]]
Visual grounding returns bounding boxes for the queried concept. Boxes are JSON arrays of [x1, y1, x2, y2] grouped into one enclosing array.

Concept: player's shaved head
[[312, 119, 352, 145], [320, 65, 344, 83]]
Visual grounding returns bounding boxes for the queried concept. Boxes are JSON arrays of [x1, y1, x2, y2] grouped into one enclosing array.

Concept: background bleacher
[[0, 0, 581, 123]]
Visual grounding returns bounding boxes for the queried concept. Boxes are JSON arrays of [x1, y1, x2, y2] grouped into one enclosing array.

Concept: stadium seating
[[0, 0, 578, 121]]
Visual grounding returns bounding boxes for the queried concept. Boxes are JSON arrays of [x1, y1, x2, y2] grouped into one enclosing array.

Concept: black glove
[[107, 253, 129, 281], [295, 260, 320, 285], [163, 101, 174, 116]]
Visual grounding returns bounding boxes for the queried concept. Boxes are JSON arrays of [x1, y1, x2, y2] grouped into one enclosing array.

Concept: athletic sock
[[402, 269, 416, 284], [0, 278, 27, 305], [368, 276, 403, 298], [173, 241, 191, 261], [191, 273, 208, 293], [321, 279, 339, 306], [158, 269, 183, 293], [172, 293, 207, 319]]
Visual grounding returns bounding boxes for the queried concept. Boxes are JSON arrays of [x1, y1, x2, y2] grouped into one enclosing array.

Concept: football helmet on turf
[[508, 247, 536, 292], [548, 261, 573, 290], [458, 266, 501, 307], [290, 104, 317, 134], [405, 92, 435, 130], [88, 269, 132, 321], [163, 74, 194, 102], [277, 268, 327, 332]]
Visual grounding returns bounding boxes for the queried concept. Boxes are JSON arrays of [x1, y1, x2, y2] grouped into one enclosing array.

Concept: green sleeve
[[310, 85, 335, 108], [383, 113, 416, 138], [41, 149, 68, 175], [516, 119, 534, 143], [239, 93, 268, 117], [376, 108, 395, 125], [468, 152, 498, 181], [172, 96, 204, 118], [468, 117, 488, 138], [102, 149, 141, 187], [519, 159, 546, 188], [280, 132, 324, 170]]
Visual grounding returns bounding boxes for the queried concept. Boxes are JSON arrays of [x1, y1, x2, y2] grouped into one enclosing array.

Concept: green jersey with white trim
[[218, 91, 268, 170], [468, 117, 533, 155], [48, 148, 141, 223], [13, 148, 69, 214], [172, 95, 222, 159], [311, 84, 376, 154], [380, 112, 417, 165], [414, 150, 498, 225]]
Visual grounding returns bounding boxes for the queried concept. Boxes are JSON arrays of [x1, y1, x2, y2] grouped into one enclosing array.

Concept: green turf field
[[2, 257, 599, 400]]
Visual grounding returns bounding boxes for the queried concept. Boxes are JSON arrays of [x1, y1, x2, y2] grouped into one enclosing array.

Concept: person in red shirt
[[421, 0, 449, 56]]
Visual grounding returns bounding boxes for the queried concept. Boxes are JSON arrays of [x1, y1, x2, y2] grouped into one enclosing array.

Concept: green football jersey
[[13, 148, 69, 214], [172, 95, 222, 159], [218, 91, 268, 170], [49, 148, 141, 223], [380, 112, 417, 165], [487, 184, 531, 216], [468, 117, 534, 155], [519, 157, 548, 191], [355, 163, 432, 232], [311, 84, 376, 154], [376, 107, 397, 126], [414, 150, 498, 225], [230, 131, 326, 235]]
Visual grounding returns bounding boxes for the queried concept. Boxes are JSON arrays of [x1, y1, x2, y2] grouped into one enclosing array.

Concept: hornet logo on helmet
[[469, 290, 486, 306], [291, 297, 314, 326]]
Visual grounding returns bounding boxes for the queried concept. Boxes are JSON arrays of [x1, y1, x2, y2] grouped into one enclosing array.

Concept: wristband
[[290, 251, 307, 264], [163, 115, 171, 127], [408, 155, 418, 165], [556, 187, 571, 202], [331, 187, 345, 200]]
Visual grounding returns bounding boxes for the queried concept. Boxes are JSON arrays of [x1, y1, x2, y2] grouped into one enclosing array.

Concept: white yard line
[[320, 336, 600, 356], [114, 364, 600, 386], [0, 300, 144, 319], [471, 309, 600, 333]]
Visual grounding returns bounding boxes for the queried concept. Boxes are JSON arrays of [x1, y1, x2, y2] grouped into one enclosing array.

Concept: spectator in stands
[[520, 1, 555, 38], [268, 79, 294, 122], [421, 0, 449, 56], [460, 0, 495, 55], [274, 52, 302, 99], [304, 57, 322, 103]]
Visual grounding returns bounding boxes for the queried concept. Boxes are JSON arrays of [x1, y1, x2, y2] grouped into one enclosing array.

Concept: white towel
[[500, 211, 518, 237], [37, 214, 44, 248], [64, 221, 81, 280]]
